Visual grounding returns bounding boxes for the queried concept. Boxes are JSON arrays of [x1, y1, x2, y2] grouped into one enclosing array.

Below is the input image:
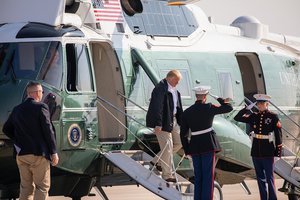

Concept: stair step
[[140, 161, 192, 185], [122, 150, 153, 162], [105, 151, 194, 199], [181, 193, 194, 196], [282, 147, 296, 157], [282, 156, 297, 166], [281, 156, 300, 167], [291, 167, 300, 181], [274, 147, 300, 188]]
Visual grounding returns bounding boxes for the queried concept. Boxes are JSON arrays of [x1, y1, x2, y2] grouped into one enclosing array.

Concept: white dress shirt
[[167, 82, 178, 115]]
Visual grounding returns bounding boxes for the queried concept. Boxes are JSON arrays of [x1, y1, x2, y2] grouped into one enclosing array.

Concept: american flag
[[93, 0, 124, 22]]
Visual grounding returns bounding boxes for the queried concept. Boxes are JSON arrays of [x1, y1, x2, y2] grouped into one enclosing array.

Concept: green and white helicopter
[[0, 0, 300, 199]]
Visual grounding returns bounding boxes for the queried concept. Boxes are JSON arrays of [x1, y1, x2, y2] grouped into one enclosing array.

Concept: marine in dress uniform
[[234, 94, 282, 200], [180, 86, 233, 200]]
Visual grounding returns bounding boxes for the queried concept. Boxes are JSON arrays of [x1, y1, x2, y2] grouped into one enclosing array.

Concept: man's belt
[[253, 133, 271, 140], [249, 131, 275, 147], [191, 128, 213, 136]]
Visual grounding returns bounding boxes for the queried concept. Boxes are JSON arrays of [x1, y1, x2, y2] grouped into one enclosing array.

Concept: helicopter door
[[235, 52, 266, 102], [62, 43, 97, 150], [89, 42, 126, 143]]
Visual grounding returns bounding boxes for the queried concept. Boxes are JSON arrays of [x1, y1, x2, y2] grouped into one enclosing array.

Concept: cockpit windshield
[[0, 41, 63, 89]]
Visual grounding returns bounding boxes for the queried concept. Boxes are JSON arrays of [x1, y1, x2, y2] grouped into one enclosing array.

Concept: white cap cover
[[193, 86, 211, 95], [253, 94, 271, 101]]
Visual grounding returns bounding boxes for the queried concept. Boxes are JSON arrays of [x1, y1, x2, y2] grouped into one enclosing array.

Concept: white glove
[[210, 94, 219, 100], [246, 102, 256, 110]]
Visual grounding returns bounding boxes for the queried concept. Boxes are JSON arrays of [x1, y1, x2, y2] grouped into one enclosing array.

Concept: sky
[[195, 0, 300, 37]]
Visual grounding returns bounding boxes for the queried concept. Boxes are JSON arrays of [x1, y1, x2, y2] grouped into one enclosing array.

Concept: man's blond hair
[[166, 70, 182, 80]]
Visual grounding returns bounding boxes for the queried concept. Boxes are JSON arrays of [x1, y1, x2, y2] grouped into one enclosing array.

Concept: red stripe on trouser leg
[[210, 152, 215, 200]]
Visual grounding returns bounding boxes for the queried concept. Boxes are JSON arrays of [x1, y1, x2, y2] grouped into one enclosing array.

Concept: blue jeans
[[192, 151, 215, 200], [252, 157, 277, 200]]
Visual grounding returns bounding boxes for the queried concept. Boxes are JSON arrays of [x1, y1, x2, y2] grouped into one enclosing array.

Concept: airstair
[[271, 99, 300, 197], [275, 147, 300, 188], [103, 150, 194, 200], [96, 96, 194, 199]]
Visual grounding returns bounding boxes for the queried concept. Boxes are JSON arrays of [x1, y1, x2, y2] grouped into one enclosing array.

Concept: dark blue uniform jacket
[[146, 79, 183, 132], [2, 98, 57, 160], [234, 108, 282, 157], [180, 98, 233, 155]]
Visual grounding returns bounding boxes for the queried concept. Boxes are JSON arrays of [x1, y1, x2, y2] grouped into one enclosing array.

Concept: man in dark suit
[[146, 70, 183, 182], [180, 86, 233, 200], [234, 94, 282, 200], [2, 81, 59, 200]]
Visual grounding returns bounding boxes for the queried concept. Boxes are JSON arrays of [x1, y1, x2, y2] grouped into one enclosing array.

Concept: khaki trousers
[[16, 155, 50, 200], [153, 117, 182, 179]]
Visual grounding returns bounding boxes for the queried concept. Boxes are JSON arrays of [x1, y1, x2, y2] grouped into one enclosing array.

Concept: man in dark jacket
[[234, 94, 282, 200], [180, 86, 233, 200], [3, 81, 59, 200], [146, 70, 183, 182]]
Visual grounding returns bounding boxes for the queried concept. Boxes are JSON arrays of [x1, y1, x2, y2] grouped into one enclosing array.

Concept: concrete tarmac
[[50, 178, 288, 200]]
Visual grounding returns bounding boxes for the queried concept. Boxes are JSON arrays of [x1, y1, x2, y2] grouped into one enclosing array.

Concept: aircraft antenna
[[78, 0, 92, 28]]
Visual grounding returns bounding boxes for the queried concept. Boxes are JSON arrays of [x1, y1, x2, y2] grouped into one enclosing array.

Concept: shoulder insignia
[[277, 121, 282, 128]]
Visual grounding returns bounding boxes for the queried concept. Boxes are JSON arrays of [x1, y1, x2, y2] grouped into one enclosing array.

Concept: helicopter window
[[0, 44, 8, 71], [218, 72, 234, 100], [38, 42, 63, 89], [143, 71, 155, 104], [0, 42, 59, 81], [10, 43, 37, 79], [66, 43, 94, 92], [123, 0, 198, 37], [129, 63, 155, 106]]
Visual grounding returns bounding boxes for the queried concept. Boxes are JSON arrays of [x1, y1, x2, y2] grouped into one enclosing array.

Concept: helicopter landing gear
[[214, 181, 223, 200], [288, 194, 300, 200]]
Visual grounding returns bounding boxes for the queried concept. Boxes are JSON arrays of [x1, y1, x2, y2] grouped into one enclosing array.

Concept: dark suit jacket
[[2, 98, 57, 160], [146, 79, 183, 132], [180, 98, 233, 155]]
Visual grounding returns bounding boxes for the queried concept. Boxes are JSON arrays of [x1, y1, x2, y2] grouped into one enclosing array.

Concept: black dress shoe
[[165, 177, 176, 183], [150, 161, 162, 172]]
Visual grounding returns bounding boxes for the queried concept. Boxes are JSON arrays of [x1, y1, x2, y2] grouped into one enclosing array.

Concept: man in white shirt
[[146, 70, 183, 182]]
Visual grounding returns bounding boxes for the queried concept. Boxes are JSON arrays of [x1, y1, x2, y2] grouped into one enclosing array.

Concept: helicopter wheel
[[288, 194, 300, 200], [213, 181, 223, 200]]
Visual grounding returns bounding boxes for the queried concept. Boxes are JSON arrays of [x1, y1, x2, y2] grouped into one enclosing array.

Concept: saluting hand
[[246, 102, 256, 110], [51, 153, 59, 166]]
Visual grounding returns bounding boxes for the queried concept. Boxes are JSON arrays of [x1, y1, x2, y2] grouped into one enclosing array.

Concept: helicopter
[[0, 0, 300, 199]]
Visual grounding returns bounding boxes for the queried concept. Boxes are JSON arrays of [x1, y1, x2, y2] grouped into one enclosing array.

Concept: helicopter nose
[[0, 80, 27, 134]]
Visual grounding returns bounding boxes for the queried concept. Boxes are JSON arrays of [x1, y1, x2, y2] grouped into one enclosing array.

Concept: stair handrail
[[117, 91, 148, 113], [96, 95, 182, 189], [269, 101, 300, 131]]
